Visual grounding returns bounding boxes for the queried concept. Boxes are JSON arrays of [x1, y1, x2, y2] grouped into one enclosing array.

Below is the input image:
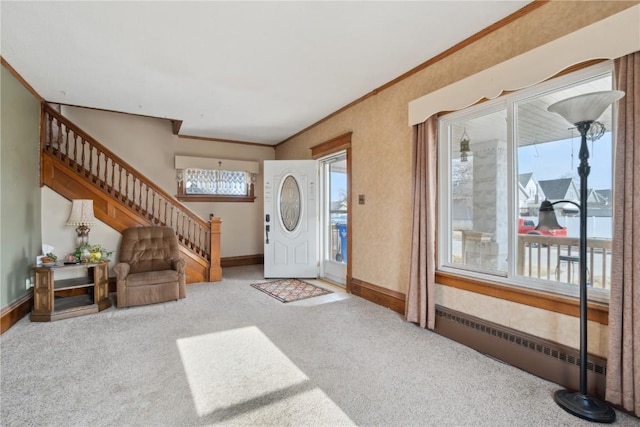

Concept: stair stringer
[[41, 153, 210, 284]]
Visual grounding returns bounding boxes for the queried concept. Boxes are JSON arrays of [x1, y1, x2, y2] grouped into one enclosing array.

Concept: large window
[[438, 63, 614, 301]]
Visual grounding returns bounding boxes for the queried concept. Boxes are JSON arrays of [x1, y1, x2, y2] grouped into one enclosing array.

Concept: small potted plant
[[73, 244, 113, 263], [41, 252, 58, 266]]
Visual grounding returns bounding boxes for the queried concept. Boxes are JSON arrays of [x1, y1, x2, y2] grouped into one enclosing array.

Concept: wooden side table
[[31, 262, 112, 322]]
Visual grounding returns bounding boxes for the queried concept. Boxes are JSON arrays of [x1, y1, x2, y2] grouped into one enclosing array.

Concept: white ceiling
[[1, 1, 531, 145]]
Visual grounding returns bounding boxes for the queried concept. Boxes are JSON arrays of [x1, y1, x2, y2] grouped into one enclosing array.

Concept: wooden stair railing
[[40, 103, 221, 282]]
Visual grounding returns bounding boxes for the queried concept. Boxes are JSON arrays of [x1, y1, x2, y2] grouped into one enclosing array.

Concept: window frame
[[437, 61, 615, 304]]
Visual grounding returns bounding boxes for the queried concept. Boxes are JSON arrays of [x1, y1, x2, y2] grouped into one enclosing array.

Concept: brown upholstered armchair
[[114, 226, 186, 308]]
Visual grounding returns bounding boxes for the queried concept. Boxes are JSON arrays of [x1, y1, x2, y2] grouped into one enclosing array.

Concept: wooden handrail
[[42, 104, 210, 232], [41, 102, 213, 262]]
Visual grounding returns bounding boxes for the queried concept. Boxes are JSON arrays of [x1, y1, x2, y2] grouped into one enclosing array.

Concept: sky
[[518, 133, 613, 191], [330, 171, 347, 202]]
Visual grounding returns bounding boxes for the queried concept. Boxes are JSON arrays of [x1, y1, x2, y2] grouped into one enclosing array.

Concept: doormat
[[251, 279, 333, 303]]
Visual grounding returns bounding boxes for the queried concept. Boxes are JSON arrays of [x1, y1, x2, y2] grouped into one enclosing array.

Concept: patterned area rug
[[251, 279, 332, 303]]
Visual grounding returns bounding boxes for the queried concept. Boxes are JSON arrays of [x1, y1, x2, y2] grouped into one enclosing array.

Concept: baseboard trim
[[434, 305, 608, 400], [221, 254, 264, 268], [1, 291, 33, 334], [350, 278, 406, 315]]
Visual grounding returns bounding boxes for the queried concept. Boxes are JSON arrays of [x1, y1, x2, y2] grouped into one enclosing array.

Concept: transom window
[[177, 168, 256, 202], [184, 169, 249, 196], [438, 62, 614, 301]]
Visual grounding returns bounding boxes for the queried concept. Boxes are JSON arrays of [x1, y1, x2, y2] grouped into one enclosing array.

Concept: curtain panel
[[607, 51, 640, 416], [406, 116, 437, 329]]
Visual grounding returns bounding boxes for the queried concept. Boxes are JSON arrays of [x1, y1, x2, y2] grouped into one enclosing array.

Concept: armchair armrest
[[172, 258, 186, 273], [113, 263, 131, 280]]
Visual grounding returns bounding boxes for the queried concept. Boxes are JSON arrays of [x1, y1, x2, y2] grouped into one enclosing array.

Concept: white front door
[[264, 160, 318, 278]]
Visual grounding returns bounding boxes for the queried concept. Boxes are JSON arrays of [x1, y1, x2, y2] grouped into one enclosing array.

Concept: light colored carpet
[[1, 265, 638, 426]]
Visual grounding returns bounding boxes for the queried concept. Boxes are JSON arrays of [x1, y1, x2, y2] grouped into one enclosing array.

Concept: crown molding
[[408, 5, 640, 125]]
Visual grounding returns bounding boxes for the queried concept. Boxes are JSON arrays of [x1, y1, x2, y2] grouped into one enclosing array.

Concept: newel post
[[209, 216, 222, 281]]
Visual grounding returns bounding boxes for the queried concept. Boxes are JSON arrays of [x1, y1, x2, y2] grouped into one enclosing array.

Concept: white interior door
[[264, 160, 317, 278]]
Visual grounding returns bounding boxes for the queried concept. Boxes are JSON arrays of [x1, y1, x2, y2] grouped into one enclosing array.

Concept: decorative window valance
[[174, 155, 259, 174], [408, 5, 640, 126]]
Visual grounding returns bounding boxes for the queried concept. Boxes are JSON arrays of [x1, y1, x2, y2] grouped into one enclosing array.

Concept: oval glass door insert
[[280, 175, 301, 232]]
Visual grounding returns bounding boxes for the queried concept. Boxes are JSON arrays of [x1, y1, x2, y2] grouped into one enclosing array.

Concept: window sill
[[177, 195, 256, 203], [435, 271, 609, 325]]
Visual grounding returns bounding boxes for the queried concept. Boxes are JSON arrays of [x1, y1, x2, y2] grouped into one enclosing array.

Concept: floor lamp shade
[[547, 90, 624, 125]]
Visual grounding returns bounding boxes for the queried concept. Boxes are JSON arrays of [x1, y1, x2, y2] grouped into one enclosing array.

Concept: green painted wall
[[1, 65, 41, 309]]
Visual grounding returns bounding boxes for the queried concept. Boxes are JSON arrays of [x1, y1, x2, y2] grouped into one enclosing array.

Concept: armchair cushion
[[125, 270, 180, 287], [116, 226, 186, 308], [119, 226, 180, 274]]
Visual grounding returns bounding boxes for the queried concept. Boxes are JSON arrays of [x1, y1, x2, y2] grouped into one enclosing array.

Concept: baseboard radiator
[[434, 305, 607, 400]]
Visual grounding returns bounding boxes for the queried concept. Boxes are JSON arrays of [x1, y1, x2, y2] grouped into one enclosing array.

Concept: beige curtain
[[607, 51, 639, 416], [406, 116, 437, 329]]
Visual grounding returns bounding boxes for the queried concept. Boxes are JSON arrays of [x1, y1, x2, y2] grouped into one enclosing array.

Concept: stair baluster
[[96, 150, 102, 186], [64, 127, 70, 163], [39, 103, 217, 282], [72, 133, 78, 169]]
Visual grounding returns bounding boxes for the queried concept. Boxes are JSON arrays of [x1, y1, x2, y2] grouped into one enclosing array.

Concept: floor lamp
[[537, 90, 624, 423]]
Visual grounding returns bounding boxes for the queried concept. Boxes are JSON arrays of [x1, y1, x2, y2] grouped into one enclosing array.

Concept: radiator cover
[[434, 305, 607, 399]]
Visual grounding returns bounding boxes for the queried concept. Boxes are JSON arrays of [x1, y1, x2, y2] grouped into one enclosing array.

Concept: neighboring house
[[538, 178, 580, 215], [594, 189, 612, 205], [518, 173, 545, 216], [538, 178, 612, 217], [538, 178, 579, 202], [588, 188, 613, 217], [330, 200, 347, 212]]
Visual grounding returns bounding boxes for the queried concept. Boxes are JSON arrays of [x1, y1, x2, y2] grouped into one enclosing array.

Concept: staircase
[[39, 103, 221, 283]]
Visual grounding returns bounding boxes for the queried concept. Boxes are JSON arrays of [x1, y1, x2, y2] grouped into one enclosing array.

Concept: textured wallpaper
[[275, 1, 633, 296]]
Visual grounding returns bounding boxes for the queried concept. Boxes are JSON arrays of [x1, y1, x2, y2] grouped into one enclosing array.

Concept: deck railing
[[517, 234, 611, 290]]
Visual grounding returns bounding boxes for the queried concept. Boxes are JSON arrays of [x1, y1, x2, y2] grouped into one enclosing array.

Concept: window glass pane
[[329, 158, 347, 264], [450, 108, 508, 274], [279, 175, 301, 232], [184, 168, 249, 196], [516, 73, 612, 290]]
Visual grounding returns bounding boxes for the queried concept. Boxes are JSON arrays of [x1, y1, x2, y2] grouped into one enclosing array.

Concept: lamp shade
[[66, 199, 97, 226], [547, 90, 624, 125]]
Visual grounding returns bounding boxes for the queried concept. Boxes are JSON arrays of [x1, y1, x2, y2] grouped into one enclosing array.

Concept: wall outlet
[[25, 278, 33, 290]]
